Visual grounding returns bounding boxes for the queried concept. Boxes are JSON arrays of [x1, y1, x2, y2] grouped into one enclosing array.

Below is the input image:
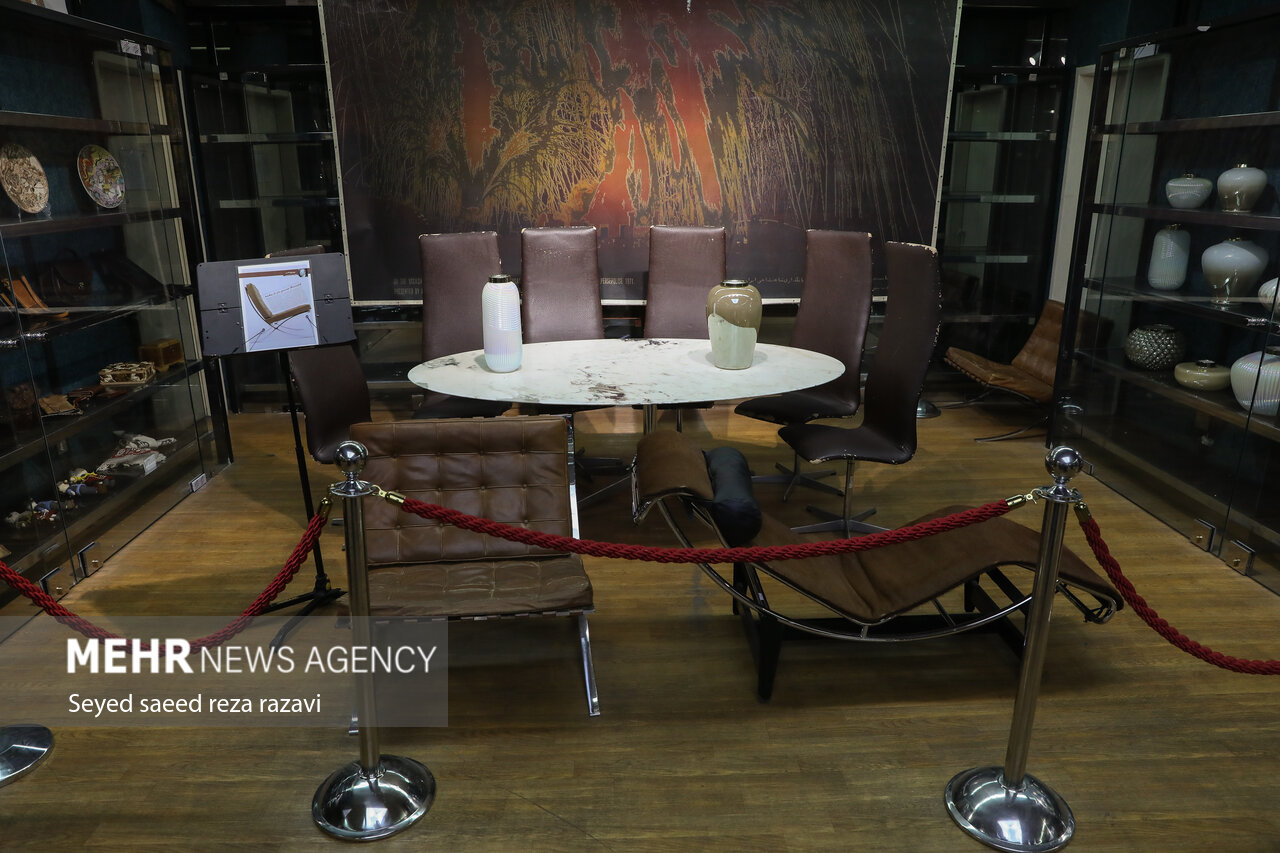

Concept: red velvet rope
[[1079, 513, 1280, 675], [397, 497, 1015, 561], [0, 510, 328, 649]]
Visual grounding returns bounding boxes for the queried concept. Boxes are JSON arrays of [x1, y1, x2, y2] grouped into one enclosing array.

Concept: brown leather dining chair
[[644, 225, 726, 429], [644, 224, 727, 339], [777, 241, 943, 536], [734, 230, 873, 499], [288, 342, 372, 465], [416, 231, 512, 419], [520, 225, 624, 486], [349, 415, 601, 716], [521, 225, 605, 343]]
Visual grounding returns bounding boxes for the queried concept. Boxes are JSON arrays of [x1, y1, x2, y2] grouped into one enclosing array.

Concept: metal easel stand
[[944, 446, 1084, 852], [264, 350, 345, 649], [312, 441, 434, 841], [0, 725, 52, 788]]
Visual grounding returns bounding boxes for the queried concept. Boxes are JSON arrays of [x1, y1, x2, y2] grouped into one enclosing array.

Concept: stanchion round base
[[313, 754, 435, 841], [945, 766, 1074, 853], [917, 399, 942, 419], [0, 725, 53, 788]]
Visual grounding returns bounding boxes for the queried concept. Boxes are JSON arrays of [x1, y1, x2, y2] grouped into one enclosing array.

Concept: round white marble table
[[408, 338, 844, 414]]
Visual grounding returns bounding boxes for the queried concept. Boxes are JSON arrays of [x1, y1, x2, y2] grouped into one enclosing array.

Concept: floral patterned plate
[[0, 143, 50, 214], [77, 144, 125, 209]]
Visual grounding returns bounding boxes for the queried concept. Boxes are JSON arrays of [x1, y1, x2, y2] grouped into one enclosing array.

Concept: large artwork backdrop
[[323, 0, 958, 303]]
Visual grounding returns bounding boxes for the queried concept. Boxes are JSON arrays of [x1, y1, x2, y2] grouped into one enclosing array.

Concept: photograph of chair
[[241, 273, 316, 352]]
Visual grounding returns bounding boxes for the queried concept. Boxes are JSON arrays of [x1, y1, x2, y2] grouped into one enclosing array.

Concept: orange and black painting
[[325, 0, 957, 302]]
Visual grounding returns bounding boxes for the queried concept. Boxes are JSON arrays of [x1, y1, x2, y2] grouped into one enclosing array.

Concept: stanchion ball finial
[[1045, 446, 1083, 482], [334, 441, 368, 478]]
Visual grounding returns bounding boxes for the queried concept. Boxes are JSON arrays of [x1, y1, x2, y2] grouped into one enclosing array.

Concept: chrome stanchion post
[[944, 446, 1083, 852], [0, 725, 53, 788], [312, 441, 435, 841]]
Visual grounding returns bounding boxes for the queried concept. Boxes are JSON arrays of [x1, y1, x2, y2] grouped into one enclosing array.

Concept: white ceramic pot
[[1201, 237, 1268, 305], [1165, 174, 1213, 209], [1174, 360, 1232, 391], [1147, 224, 1190, 290], [1230, 348, 1280, 416], [481, 274, 522, 372], [1123, 324, 1186, 371], [1217, 164, 1267, 213], [1259, 277, 1280, 317]]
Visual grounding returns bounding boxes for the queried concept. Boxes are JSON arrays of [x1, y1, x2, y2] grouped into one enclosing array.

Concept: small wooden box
[[99, 361, 157, 386], [138, 338, 183, 371]]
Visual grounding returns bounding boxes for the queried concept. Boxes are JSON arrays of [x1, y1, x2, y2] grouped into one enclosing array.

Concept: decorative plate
[[76, 144, 125, 209], [0, 143, 50, 214]]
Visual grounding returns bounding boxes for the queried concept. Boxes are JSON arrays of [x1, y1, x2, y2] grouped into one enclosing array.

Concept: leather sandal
[[8, 273, 68, 320]]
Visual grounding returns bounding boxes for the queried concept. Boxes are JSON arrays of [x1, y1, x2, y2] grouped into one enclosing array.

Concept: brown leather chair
[[631, 428, 1121, 701], [416, 231, 512, 419], [777, 241, 942, 536], [644, 225, 726, 428], [521, 225, 605, 343], [349, 415, 600, 716], [644, 224, 726, 339], [520, 225, 625, 486], [944, 300, 1111, 442], [288, 343, 372, 464], [734, 230, 873, 499]]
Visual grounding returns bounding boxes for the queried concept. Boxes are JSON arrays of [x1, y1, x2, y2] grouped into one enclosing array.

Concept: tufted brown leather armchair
[[348, 415, 600, 716]]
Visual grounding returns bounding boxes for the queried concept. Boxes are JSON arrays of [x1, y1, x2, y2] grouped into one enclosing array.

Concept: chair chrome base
[[0, 725, 52, 788], [752, 461, 842, 501], [944, 766, 1074, 852], [313, 755, 436, 841], [792, 504, 883, 536]]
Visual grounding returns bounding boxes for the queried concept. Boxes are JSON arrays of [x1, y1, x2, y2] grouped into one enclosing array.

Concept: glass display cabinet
[[1054, 7, 1280, 593], [184, 1, 342, 411], [937, 6, 1068, 360], [0, 1, 223, 634]]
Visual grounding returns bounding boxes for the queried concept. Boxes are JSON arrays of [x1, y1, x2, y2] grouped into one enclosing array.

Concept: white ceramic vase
[[1147, 224, 1190, 290], [481, 273, 522, 372], [1230, 348, 1280, 416], [1165, 174, 1213, 209], [1217, 164, 1267, 213], [1259, 277, 1280, 317], [1201, 237, 1268, 305]]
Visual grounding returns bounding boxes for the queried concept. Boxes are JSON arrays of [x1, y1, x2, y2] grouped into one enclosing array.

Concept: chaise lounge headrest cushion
[[702, 446, 762, 547]]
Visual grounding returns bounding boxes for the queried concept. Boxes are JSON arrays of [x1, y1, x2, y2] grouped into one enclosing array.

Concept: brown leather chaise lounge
[[632, 428, 1121, 702]]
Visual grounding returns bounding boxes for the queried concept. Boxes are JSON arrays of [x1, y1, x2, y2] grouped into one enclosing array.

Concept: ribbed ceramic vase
[[1201, 237, 1268, 306], [1147, 224, 1190, 290], [1217, 164, 1267, 213], [1123, 324, 1186, 371], [1259, 277, 1280, 317], [706, 280, 762, 369], [1165, 173, 1213, 209], [1230, 348, 1280, 416], [481, 273, 522, 372]]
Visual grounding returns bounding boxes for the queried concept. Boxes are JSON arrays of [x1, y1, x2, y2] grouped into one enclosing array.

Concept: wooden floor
[[4, 397, 1280, 852]]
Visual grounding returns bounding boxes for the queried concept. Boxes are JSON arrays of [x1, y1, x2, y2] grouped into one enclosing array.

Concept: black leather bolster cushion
[[702, 447, 763, 547]]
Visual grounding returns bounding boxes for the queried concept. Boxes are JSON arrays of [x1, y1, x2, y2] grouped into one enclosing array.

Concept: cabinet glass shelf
[[0, 207, 181, 237]]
